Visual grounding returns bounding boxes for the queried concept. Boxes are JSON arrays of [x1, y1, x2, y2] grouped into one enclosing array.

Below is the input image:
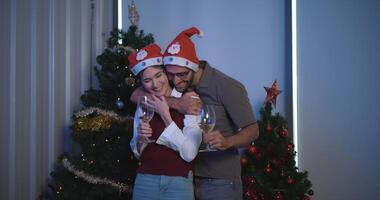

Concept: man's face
[[165, 65, 194, 92]]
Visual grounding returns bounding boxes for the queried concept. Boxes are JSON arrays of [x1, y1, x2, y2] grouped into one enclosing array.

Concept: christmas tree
[[40, 3, 154, 199], [241, 80, 314, 200]]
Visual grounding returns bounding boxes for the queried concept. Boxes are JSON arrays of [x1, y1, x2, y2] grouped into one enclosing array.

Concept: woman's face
[[140, 66, 169, 97]]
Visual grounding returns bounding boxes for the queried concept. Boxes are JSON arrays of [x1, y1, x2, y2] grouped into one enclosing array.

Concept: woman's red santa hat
[[163, 27, 203, 71], [128, 44, 163, 76]]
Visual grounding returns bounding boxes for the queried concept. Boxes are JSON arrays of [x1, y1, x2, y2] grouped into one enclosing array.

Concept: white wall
[[297, 0, 380, 199], [0, 0, 113, 199], [122, 0, 291, 119]]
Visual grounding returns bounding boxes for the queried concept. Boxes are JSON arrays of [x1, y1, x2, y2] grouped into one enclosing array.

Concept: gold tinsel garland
[[72, 107, 133, 132], [61, 158, 131, 193], [73, 115, 113, 132], [74, 107, 124, 120]]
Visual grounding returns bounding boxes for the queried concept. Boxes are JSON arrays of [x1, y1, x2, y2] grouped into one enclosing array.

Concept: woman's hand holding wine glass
[[137, 120, 152, 144], [150, 95, 173, 126], [138, 96, 155, 143]]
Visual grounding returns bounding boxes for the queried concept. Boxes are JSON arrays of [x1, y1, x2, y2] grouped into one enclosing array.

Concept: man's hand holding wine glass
[[198, 104, 217, 152], [203, 130, 232, 151]]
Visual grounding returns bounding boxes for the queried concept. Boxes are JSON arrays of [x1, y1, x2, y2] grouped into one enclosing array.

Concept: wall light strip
[[117, 0, 122, 44], [291, 0, 299, 166], [9, 0, 16, 198]]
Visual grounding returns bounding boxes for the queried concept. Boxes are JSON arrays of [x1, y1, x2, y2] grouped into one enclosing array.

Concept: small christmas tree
[[241, 80, 314, 200], [40, 4, 154, 197], [81, 25, 153, 114]]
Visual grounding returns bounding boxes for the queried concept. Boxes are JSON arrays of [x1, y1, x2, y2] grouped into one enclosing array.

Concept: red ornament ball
[[279, 128, 288, 137], [248, 144, 257, 155], [240, 156, 248, 166], [287, 144, 294, 153], [244, 190, 253, 197], [264, 165, 272, 174], [308, 190, 314, 196], [273, 192, 283, 200], [266, 123, 273, 132], [287, 176, 295, 184], [303, 195, 311, 200], [248, 176, 256, 185]]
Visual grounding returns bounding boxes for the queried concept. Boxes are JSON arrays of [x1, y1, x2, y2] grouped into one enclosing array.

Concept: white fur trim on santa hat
[[131, 57, 163, 75], [163, 56, 199, 71]]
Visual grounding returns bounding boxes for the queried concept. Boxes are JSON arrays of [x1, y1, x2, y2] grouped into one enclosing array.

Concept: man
[[131, 27, 259, 200]]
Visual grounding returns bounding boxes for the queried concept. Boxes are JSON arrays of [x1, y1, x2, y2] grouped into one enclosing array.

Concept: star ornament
[[264, 80, 282, 107]]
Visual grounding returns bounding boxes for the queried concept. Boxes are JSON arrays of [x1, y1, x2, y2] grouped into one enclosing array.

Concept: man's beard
[[170, 80, 191, 93], [170, 73, 195, 93]]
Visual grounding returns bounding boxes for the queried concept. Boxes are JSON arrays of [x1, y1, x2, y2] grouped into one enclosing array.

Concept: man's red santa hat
[[163, 27, 203, 71]]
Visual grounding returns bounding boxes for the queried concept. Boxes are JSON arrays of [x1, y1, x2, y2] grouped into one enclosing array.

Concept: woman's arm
[[150, 94, 202, 162], [156, 114, 202, 162]]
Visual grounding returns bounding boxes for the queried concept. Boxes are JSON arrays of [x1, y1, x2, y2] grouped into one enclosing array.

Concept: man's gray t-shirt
[[194, 61, 256, 179]]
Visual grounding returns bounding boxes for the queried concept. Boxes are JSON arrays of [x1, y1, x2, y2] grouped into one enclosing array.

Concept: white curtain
[[0, 0, 113, 199]]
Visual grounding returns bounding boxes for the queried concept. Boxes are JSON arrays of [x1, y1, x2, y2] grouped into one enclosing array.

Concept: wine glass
[[138, 95, 155, 142], [198, 104, 216, 152]]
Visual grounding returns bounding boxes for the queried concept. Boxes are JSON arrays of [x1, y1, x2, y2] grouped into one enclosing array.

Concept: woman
[[128, 44, 202, 200]]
